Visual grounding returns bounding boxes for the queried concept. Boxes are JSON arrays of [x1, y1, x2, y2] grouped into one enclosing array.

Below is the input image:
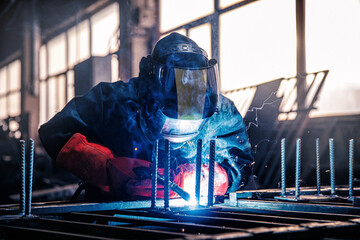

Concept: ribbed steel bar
[[19, 140, 26, 215], [280, 138, 286, 197], [151, 140, 159, 208], [329, 138, 336, 196], [164, 140, 170, 211], [295, 138, 301, 199], [208, 140, 215, 207], [316, 138, 321, 195], [195, 139, 202, 205], [25, 139, 34, 216], [349, 139, 354, 198]]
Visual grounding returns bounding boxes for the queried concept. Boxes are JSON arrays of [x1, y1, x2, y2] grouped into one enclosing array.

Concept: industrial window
[[0, 60, 21, 120], [188, 23, 211, 59], [160, 0, 360, 118], [160, 0, 214, 33], [219, 0, 296, 91], [307, 0, 360, 117], [39, 2, 119, 125]]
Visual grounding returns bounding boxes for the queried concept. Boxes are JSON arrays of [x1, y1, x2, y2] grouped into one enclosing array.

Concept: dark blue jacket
[[39, 78, 253, 193]]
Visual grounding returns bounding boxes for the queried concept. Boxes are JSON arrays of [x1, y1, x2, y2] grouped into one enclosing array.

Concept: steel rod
[[349, 139, 354, 198], [195, 139, 202, 205], [281, 138, 286, 197], [19, 140, 26, 215], [164, 139, 170, 211], [151, 140, 159, 208], [316, 138, 321, 195], [25, 139, 34, 216], [208, 140, 215, 207], [295, 138, 301, 199], [329, 138, 336, 196]]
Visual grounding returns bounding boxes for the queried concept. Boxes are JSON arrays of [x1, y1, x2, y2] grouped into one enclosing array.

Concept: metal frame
[[2, 194, 360, 239]]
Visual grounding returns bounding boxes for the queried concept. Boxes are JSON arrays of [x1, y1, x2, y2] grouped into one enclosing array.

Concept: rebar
[[329, 138, 336, 196], [295, 138, 301, 199], [349, 139, 354, 198], [19, 140, 26, 215], [25, 138, 34, 216], [151, 140, 159, 208], [208, 140, 215, 207], [280, 138, 286, 197], [316, 138, 321, 195], [195, 139, 202, 205], [164, 139, 170, 211]]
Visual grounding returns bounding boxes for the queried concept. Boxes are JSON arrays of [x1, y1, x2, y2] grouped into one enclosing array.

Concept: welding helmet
[[139, 33, 220, 143]]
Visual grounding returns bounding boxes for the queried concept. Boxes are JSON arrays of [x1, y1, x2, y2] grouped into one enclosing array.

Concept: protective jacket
[[39, 78, 253, 199]]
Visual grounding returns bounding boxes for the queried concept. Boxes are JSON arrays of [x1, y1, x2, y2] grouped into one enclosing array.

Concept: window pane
[[8, 60, 21, 91], [78, 20, 90, 62], [39, 81, 47, 125], [189, 23, 211, 58], [57, 75, 66, 111], [111, 54, 118, 82], [48, 33, 66, 76], [40, 45, 47, 80], [0, 97, 6, 119], [8, 92, 20, 116], [160, 0, 214, 32], [220, 0, 296, 91], [91, 2, 119, 56], [68, 26, 77, 68], [67, 70, 75, 102], [307, 0, 360, 117], [0, 67, 6, 95], [48, 77, 56, 118]]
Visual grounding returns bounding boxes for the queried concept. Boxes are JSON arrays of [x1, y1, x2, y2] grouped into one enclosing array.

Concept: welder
[[38, 33, 254, 201]]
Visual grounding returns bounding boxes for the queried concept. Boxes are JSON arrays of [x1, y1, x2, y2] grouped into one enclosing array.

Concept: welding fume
[[38, 33, 254, 202]]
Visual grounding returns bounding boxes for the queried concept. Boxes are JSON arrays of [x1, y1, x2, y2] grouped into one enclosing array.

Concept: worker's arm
[[210, 95, 254, 193], [56, 132, 151, 195]]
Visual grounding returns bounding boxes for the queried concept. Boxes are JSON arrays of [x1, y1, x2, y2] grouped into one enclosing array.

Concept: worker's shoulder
[[96, 78, 139, 100], [218, 94, 239, 114], [206, 94, 244, 136]]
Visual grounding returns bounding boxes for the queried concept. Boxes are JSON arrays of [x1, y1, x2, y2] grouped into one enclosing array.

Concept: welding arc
[[156, 174, 191, 202]]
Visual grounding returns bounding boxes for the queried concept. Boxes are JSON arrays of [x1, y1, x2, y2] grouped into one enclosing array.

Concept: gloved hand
[[56, 133, 150, 195], [126, 163, 229, 198]]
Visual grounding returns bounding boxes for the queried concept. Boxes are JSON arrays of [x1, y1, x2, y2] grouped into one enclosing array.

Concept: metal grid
[[1, 193, 360, 240]]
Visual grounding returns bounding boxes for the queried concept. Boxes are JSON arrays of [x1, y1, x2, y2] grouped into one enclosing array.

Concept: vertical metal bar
[[295, 138, 301, 199], [208, 140, 215, 207], [25, 138, 34, 216], [349, 139, 354, 198], [329, 138, 336, 196], [316, 138, 321, 195], [19, 140, 26, 215], [296, 0, 306, 109], [151, 140, 159, 208], [164, 139, 170, 211], [280, 138, 286, 197], [211, 0, 220, 62], [195, 139, 202, 205]]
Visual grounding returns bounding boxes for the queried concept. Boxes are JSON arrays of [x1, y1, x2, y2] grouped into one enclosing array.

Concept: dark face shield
[[149, 59, 220, 143]]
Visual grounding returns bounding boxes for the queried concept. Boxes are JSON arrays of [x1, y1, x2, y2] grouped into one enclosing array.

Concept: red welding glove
[[56, 133, 150, 195], [126, 163, 229, 198]]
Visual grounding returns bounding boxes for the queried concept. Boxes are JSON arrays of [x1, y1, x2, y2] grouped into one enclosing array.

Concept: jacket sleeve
[[212, 95, 254, 193], [38, 82, 111, 161]]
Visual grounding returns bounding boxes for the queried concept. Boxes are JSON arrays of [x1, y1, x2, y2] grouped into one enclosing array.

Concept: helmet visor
[[156, 59, 219, 120]]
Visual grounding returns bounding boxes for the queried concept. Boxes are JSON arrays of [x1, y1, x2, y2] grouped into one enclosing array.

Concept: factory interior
[[1, 0, 360, 239]]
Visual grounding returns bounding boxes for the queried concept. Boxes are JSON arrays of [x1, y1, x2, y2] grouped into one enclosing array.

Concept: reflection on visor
[[175, 68, 207, 120], [157, 60, 219, 120]]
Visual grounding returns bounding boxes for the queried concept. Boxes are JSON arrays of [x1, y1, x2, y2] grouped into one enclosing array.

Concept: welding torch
[[133, 167, 191, 202]]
